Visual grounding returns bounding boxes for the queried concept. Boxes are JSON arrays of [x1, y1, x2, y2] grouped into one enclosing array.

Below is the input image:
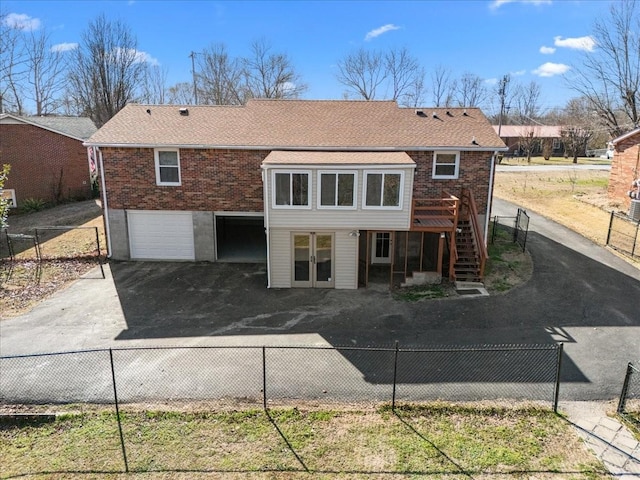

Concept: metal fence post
[[632, 223, 639, 258], [553, 343, 563, 413], [617, 362, 633, 414], [606, 211, 614, 246], [262, 346, 267, 412], [392, 340, 399, 410], [109, 348, 129, 473]]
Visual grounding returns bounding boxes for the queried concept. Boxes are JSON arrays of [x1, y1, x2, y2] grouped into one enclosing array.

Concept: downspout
[[484, 152, 497, 245], [262, 166, 271, 288], [97, 147, 112, 258]]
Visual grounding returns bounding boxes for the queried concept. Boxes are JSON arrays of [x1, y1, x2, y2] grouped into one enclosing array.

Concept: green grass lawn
[[1, 403, 609, 479]]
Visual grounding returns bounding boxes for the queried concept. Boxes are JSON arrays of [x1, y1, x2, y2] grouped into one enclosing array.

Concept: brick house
[[493, 125, 565, 157], [86, 100, 506, 289], [0, 114, 97, 208], [608, 127, 640, 215]]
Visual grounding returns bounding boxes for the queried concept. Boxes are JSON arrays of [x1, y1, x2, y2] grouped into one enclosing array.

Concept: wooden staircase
[[453, 221, 482, 282]]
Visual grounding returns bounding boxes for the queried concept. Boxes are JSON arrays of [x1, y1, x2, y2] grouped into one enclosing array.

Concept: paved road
[[1, 198, 638, 405]]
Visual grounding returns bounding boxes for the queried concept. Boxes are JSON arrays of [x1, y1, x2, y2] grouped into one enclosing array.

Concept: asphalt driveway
[[1, 198, 639, 402]]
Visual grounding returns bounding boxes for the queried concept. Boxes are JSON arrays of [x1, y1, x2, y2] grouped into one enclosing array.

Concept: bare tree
[[23, 28, 68, 114], [384, 47, 425, 106], [0, 12, 27, 113], [141, 64, 168, 104], [455, 72, 488, 107], [430, 65, 456, 107], [335, 48, 386, 100], [560, 97, 596, 163], [517, 126, 541, 163], [513, 81, 542, 123], [567, 0, 640, 136], [243, 38, 307, 100], [167, 82, 194, 105], [67, 14, 147, 127], [196, 43, 245, 105]]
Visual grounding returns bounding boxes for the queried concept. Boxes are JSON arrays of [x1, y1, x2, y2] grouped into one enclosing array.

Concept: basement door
[[292, 233, 334, 288], [371, 232, 392, 264]]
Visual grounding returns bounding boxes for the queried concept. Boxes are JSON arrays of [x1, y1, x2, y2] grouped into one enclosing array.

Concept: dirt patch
[[1, 200, 106, 319]]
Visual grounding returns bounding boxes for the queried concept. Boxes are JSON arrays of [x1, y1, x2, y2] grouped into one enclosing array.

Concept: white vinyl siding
[[269, 229, 292, 288], [266, 168, 414, 230], [268, 229, 357, 289], [128, 210, 194, 260]]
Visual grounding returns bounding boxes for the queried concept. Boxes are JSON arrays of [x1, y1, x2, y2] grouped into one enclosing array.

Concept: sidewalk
[[561, 401, 640, 478]]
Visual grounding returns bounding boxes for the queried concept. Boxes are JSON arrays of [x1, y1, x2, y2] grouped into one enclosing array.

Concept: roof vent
[[179, 108, 189, 116], [146, 108, 151, 115], [415, 109, 426, 117], [432, 111, 438, 119], [446, 110, 453, 117], [463, 109, 469, 116]]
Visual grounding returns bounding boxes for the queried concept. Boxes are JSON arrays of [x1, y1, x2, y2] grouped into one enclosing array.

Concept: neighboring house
[[0, 114, 97, 208], [86, 100, 506, 289], [608, 127, 640, 213], [493, 125, 564, 157]]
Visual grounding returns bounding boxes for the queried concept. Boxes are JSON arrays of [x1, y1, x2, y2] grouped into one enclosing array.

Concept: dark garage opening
[[216, 215, 267, 263]]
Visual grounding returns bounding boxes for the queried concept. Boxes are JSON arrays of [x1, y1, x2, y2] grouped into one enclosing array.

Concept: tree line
[[1, 1, 638, 143]]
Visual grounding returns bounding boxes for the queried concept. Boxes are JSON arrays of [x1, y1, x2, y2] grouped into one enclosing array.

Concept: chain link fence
[[617, 362, 640, 428], [1, 343, 562, 475], [606, 212, 640, 259]]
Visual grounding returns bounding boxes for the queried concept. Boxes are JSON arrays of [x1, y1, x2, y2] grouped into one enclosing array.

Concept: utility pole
[[190, 51, 198, 105]]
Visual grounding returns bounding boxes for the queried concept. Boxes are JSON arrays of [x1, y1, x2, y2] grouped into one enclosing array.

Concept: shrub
[[20, 198, 47, 213]]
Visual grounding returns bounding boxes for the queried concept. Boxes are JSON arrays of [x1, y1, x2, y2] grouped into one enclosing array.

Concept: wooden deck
[[411, 195, 459, 232]]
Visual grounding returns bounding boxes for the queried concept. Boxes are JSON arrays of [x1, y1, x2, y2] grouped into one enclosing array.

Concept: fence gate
[[514, 208, 530, 252], [606, 212, 640, 259]]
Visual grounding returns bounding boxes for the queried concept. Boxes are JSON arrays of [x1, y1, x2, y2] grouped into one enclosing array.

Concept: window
[[363, 171, 403, 209], [273, 171, 310, 207], [318, 172, 356, 208], [432, 151, 460, 179], [0, 188, 16, 208], [552, 138, 560, 149], [154, 149, 181, 186]]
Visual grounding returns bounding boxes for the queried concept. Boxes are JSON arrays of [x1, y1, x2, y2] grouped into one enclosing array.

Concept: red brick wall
[[608, 133, 640, 210], [102, 147, 494, 214], [408, 150, 493, 213], [101, 147, 268, 211], [0, 123, 91, 206]]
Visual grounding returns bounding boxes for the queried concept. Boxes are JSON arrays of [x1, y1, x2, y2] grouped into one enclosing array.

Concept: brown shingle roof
[[263, 151, 415, 165], [87, 99, 506, 150]]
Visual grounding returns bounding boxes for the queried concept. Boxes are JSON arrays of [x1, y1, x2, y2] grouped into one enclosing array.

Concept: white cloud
[[51, 42, 78, 53], [553, 35, 595, 52], [3, 13, 41, 31], [511, 69, 526, 76], [364, 24, 401, 41], [532, 62, 570, 77], [539, 46, 556, 54], [489, 0, 551, 10], [485, 78, 498, 86], [134, 50, 159, 66]]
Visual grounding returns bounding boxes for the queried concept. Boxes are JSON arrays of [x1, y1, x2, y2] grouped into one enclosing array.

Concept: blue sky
[[3, 0, 612, 114]]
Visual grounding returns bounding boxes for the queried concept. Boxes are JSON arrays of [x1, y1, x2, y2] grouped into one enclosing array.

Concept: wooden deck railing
[[411, 194, 459, 232], [460, 187, 488, 280]]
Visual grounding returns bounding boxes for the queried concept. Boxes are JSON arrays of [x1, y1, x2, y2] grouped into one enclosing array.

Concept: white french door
[[292, 232, 334, 288]]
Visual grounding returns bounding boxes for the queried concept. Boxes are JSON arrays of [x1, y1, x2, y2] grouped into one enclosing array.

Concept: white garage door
[[128, 211, 195, 260]]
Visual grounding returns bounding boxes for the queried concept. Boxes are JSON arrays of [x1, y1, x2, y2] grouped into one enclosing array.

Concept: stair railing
[[460, 188, 488, 280]]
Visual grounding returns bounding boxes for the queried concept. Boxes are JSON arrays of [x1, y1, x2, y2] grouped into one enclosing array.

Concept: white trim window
[[154, 148, 181, 186], [363, 171, 403, 209], [273, 171, 310, 208], [432, 151, 460, 179], [318, 171, 356, 209], [0, 188, 17, 208]]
